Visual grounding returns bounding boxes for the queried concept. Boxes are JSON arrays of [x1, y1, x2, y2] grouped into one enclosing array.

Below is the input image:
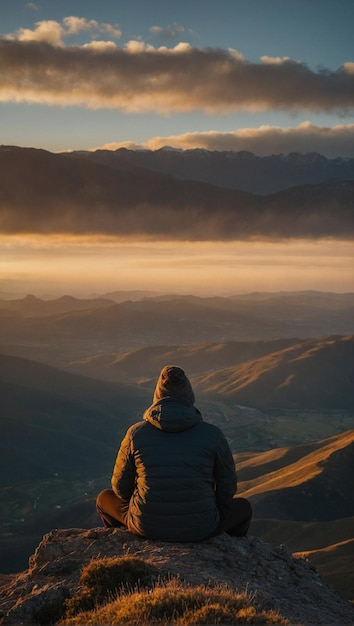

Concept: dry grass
[[61, 578, 287, 625], [64, 555, 157, 617], [59, 556, 288, 625]]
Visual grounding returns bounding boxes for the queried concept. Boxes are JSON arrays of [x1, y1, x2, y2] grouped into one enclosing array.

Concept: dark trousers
[[96, 489, 252, 538], [214, 497, 252, 537]]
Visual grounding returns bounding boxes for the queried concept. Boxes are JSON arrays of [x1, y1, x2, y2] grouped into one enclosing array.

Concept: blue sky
[[1, 0, 353, 297], [1, 0, 353, 153]]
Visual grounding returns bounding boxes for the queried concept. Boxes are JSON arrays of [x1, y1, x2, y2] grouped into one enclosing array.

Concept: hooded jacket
[[111, 367, 237, 542]]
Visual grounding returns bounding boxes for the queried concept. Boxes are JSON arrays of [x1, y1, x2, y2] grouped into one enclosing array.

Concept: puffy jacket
[[111, 397, 237, 541]]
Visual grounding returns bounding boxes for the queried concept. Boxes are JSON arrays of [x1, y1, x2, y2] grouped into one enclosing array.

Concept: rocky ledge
[[0, 527, 353, 625]]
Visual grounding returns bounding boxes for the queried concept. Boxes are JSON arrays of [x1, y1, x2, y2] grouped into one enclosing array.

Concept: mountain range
[[70, 146, 354, 194], [0, 146, 353, 239], [1, 292, 354, 369]]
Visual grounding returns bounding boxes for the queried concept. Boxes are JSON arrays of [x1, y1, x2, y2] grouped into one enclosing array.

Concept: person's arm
[[111, 426, 136, 504], [214, 431, 238, 506]]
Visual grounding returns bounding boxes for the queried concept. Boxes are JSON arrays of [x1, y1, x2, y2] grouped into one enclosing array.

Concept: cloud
[[5, 16, 122, 47], [82, 41, 117, 52], [260, 56, 292, 65], [149, 23, 186, 40], [0, 38, 353, 114], [101, 122, 354, 157], [62, 16, 100, 35], [8, 20, 64, 46], [26, 3, 40, 10]]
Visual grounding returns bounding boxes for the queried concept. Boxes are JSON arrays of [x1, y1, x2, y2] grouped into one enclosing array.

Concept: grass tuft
[[61, 574, 288, 625], [65, 555, 157, 617]]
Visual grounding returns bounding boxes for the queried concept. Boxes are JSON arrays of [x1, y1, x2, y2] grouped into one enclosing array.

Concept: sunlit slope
[[0, 353, 149, 483], [193, 335, 354, 409], [238, 430, 354, 520], [235, 437, 330, 481]]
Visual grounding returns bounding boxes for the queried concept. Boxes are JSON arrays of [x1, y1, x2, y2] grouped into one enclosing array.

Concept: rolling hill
[[237, 429, 354, 521], [236, 432, 354, 601], [1, 293, 353, 369], [68, 338, 297, 383], [192, 335, 354, 409]]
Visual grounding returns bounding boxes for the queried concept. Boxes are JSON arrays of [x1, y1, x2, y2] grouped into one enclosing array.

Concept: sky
[[1, 0, 354, 154], [0, 0, 353, 297]]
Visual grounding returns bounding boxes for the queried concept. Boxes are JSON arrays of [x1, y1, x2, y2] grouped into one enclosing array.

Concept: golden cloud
[[99, 122, 354, 158]]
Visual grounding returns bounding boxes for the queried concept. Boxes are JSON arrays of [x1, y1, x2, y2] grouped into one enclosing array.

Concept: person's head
[[153, 365, 195, 405]]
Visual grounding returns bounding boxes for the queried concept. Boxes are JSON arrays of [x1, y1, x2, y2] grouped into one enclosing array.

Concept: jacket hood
[[153, 365, 195, 406], [143, 397, 202, 433]]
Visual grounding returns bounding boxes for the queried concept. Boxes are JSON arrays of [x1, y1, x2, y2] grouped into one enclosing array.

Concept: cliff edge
[[0, 527, 353, 625]]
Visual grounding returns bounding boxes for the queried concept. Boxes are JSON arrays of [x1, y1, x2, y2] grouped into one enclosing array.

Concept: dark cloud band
[[0, 40, 353, 113]]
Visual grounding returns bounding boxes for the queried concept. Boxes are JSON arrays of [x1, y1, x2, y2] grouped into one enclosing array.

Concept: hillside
[[1, 293, 353, 369], [237, 429, 354, 521], [0, 146, 353, 239], [294, 539, 354, 601], [0, 353, 149, 484], [68, 338, 297, 383], [238, 432, 354, 600], [193, 335, 354, 409], [250, 516, 354, 601]]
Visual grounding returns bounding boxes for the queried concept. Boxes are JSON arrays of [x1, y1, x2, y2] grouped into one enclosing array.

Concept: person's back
[[96, 365, 252, 541]]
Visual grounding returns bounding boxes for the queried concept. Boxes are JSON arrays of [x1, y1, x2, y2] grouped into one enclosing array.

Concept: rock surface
[[0, 527, 353, 625]]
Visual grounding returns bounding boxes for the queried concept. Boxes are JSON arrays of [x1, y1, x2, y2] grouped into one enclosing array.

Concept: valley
[[0, 290, 354, 601]]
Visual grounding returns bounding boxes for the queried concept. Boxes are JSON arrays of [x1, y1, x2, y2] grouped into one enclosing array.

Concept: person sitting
[[96, 365, 252, 541]]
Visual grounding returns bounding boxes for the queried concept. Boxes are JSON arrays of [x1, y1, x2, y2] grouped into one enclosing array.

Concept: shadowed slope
[[0, 353, 149, 483], [293, 539, 354, 601]]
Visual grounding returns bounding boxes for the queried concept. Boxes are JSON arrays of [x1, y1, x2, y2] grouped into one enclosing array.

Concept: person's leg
[[96, 489, 129, 528], [218, 497, 252, 537]]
